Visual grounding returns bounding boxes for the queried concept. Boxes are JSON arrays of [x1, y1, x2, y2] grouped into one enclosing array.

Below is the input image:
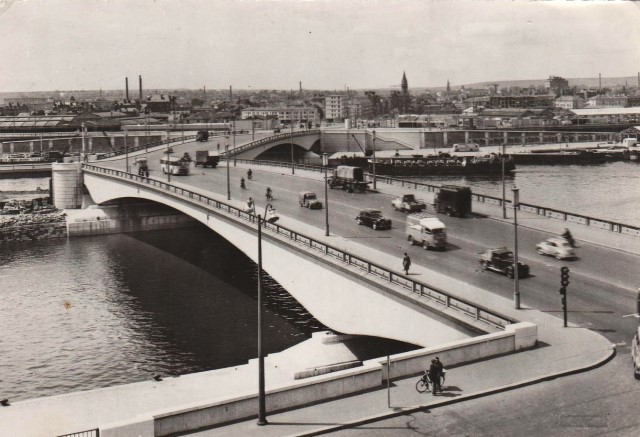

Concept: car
[[632, 326, 640, 379], [356, 209, 392, 230], [479, 247, 529, 278], [536, 238, 575, 260], [391, 194, 426, 213], [298, 191, 323, 209]]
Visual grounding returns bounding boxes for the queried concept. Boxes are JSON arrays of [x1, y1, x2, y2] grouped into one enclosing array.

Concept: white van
[[632, 325, 640, 379], [406, 213, 447, 250], [451, 143, 480, 153]]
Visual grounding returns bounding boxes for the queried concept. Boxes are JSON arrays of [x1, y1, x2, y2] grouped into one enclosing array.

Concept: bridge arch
[[81, 167, 476, 347]]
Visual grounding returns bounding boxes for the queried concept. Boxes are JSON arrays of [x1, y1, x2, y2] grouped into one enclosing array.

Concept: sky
[[1, 0, 640, 92]]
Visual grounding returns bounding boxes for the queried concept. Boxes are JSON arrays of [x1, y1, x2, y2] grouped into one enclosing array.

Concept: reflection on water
[[407, 162, 640, 225], [0, 226, 325, 401]]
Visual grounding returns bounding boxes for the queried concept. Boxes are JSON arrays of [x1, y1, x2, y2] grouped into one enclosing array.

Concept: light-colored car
[[632, 326, 640, 379], [536, 238, 575, 260]]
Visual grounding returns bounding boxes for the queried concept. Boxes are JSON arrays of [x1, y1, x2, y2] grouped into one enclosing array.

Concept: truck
[[478, 247, 530, 278], [434, 185, 472, 217], [195, 150, 220, 168], [406, 213, 447, 250], [392, 194, 426, 213], [327, 165, 369, 193], [196, 131, 210, 142]]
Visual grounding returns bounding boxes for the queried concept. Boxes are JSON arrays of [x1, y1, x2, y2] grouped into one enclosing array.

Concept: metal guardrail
[[371, 174, 640, 237], [224, 129, 320, 156], [57, 428, 99, 437], [96, 135, 197, 160], [223, 157, 325, 173], [82, 164, 515, 330]]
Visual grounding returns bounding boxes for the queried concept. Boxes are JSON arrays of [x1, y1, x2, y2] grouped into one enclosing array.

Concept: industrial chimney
[[229, 85, 233, 103], [139, 75, 143, 101], [125, 77, 129, 101], [599, 73, 602, 90]]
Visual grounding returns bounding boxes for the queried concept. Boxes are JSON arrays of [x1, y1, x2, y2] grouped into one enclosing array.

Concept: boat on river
[[370, 154, 514, 177], [509, 150, 609, 165]]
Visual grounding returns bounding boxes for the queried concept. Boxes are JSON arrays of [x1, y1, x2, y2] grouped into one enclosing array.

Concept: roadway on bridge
[[97, 138, 639, 434]]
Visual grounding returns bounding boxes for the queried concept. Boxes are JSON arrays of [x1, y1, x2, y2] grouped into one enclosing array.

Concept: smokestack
[[599, 73, 601, 90], [299, 81, 302, 94], [637, 72, 639, 87], [125, 77, 129, 101], [229, 85, 232, 102], [139, 75, 142, 101]]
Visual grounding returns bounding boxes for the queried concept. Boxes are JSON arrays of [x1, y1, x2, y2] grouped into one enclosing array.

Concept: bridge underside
[[254, 143, 316, 161], [83, 172, 476, 348]]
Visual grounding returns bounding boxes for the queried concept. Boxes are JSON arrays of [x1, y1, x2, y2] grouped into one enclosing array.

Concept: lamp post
[[81, 122, 86, 162], [290, 123, 295, 174], [512, 186, 520, 309], [323, 153, 329, 236], [371, 130, 377, 190], [502, 142, 507, 219], [256, 213, 268, 426], [226, 144, 230, 201], [166, 133, 171, 183], [125, 131, 129, 173], [232, 119, 236, 148]]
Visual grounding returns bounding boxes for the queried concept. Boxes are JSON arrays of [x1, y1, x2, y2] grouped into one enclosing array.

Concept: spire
[[401, 71, 408, 94], [446, 79, 451, 92]]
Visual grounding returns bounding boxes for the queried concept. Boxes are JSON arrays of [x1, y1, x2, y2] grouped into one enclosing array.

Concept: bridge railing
[[96, 134, 197, 160], [56, 428, 99, 437], [224, 129, 320, 156], [223, 157, 325, 173], [370, 174, 640, 237], [82, 164, 516, 330]]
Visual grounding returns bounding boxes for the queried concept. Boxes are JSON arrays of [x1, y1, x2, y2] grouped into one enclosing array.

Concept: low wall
[[100, 322, 536, 436], [0, 213, 67, 244]]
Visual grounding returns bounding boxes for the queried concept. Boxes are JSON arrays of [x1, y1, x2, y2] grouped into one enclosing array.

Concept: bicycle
[[266, 192, 274, 202], [415, 370, 446, 393]]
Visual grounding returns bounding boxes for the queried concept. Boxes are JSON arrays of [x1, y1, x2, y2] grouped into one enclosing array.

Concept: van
[[406, 213, 447, 250], [451, 143, 480, 153], [632, 325, 640, 379]]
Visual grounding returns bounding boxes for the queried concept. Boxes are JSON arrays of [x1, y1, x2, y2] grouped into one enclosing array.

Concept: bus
[[160, 156, 191, 175]]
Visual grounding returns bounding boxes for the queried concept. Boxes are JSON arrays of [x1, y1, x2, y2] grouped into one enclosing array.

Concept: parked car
[[478, 247, 530, 278], [298, 191, 323, 209], [536, 238, 575, 260], [356, 209, 392, 230]]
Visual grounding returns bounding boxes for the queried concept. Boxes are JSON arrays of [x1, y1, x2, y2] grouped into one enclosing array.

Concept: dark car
[[356, 209, 392, 230], [479, 247, 530, 278]]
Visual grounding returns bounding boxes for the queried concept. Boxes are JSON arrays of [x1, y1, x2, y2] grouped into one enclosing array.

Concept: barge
[[371, 154, 514, 177]]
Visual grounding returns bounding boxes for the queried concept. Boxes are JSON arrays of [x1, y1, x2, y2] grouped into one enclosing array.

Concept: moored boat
[[371, 154, 514, 176]]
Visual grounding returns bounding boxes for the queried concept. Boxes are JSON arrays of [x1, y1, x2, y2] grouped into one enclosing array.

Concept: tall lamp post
[[371, 130, 377, 190], [226, 144, 230, 200], [166, 133, 172, 183], [290, 123, 295, 174], [323, 153, 329, 236], [256, 205, 278, 426], [502, 142, 507, 219], [512, 186, 520, 309]]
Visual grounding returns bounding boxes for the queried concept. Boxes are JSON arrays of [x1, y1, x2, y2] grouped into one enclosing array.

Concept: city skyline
[[1, 0, 639, 93]]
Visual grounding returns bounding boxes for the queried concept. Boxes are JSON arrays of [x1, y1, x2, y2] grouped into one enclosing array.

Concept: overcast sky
[[1, 0, 639, 92]]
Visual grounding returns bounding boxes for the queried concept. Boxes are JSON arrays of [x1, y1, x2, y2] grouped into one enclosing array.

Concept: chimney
[[229, 85, 233, 102], [125, 77, 129, 101], [299, 81, 302, 95], [139, 75, 142, 101], [637, 72, 639, 87], [599, 73, 602, 90]]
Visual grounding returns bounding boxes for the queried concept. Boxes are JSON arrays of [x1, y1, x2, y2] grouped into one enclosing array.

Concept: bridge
[[225, 129, 321, 160], [81, 163, 512, 347]]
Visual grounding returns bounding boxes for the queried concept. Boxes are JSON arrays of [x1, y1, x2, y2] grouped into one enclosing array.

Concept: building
[[488, 94, 554, 109], [586, 95, 628, 108], [570, 107, 640, 125], [324, 95, 344, 121], [546, 76, 570, 96], [554, 95, 585, 110], [475, 108, 556, 129], [241, 107, 319, 124]]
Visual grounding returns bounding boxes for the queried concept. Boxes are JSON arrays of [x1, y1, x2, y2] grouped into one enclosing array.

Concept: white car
[[536, 238, 575, 260]]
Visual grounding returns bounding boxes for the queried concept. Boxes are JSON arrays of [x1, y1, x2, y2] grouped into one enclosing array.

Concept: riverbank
[[0, 211, 67, 244]]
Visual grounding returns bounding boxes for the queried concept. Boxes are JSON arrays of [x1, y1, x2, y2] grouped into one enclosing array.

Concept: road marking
[[622, 313, 640, 318]]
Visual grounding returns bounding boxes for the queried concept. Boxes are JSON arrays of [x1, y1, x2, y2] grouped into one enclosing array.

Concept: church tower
[[446, 79, 451, 93], [400, 71, 410, 114]]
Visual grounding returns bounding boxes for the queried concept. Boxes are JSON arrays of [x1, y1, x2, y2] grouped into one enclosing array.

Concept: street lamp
[[512, 186, 520, 309], [81, 122, 86, 162], [323, 153, 329, 236], [256, 205, 279, 426], [166, 132, 172, 183], [290, 123, 295, 175], [502, 142, 507, 219], [125, 131, 129, 173], [226, 144, 230, 201], [371, 130, 377, 190]]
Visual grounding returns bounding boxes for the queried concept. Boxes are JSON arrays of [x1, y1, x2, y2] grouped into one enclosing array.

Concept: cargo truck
[[434, 185, 472, 217], [327, 165, 369, 193], [406, 213, 447, 250], [195, 150, 220, 168]]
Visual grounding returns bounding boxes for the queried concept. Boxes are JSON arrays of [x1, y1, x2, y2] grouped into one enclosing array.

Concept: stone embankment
[[0, 212, 67, 244]]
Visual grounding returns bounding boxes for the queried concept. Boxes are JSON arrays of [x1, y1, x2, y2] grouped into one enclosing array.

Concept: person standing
[[402, 253, 411, 275], [429, 359, 442, 395]]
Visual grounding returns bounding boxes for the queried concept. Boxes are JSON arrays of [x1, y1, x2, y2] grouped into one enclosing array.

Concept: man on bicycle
[[247, 169, 253, 180], [266, 187, 273, 201]]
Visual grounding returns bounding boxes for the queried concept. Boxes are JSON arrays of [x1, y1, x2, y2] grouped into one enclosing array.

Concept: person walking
[[402, 253, 411, 275], [429, 359, 442, 395]]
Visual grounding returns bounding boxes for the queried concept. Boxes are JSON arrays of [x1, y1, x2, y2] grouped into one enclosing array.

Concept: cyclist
[[428, 359, 442, 395], [266, 187, 273, 201], [240, 177, 246, 189], [247, 169, 253, 180]]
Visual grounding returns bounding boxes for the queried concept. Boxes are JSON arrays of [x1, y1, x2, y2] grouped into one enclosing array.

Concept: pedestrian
[[429, 358, 442, 395], [402, 252, 411, 275]]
